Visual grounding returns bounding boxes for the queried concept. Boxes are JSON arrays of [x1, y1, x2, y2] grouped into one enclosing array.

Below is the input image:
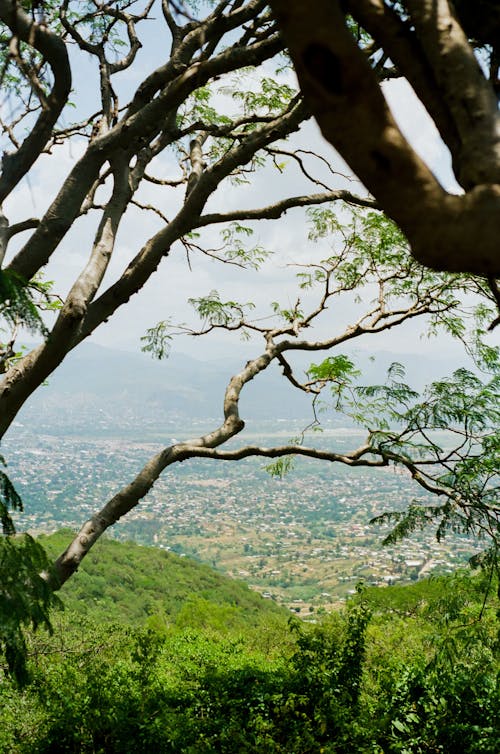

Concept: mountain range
[[10, 341, 472, 437]]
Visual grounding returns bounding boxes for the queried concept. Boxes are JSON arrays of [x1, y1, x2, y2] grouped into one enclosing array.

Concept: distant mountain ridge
[[11, 341, 471, 437]]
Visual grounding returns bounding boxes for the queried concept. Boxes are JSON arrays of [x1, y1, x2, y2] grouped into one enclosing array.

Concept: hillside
[[1, 560, 497, 754], [41, 530, 287, 630]]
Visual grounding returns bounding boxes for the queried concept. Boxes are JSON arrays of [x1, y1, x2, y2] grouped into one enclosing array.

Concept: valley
[[7, 421, 476, 616]]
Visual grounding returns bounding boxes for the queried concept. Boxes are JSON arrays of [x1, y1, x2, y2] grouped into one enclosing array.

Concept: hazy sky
[[3, 18, 498, 368]]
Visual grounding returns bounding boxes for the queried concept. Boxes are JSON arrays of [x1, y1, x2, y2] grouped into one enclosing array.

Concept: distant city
[[7, 420, 477, 615]]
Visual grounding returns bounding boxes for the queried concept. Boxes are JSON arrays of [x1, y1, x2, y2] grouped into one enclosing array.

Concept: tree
[[0, 1, 498, 677], [269, 0, 500, 284]]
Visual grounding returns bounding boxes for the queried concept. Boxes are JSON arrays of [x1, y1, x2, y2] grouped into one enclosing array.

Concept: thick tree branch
[[269, 0, 500, 276], [196, 190, 378, 228], [59, 418, 490, 587], [185, 134, 206, 197], [79, 99, 308, 341], [0, 0, 72, 202], [0, 159, 132, 435], [52, 345, 273, 585], [345, 0, 462, 169], [43, 205, 496, 587], [0, 99, 308, 436], [127, 0, 271, 117], [6, 26, 283, 283], [0, 1, 494, 603], [6, 217, 39, 239], [404, 0, 500, 188]]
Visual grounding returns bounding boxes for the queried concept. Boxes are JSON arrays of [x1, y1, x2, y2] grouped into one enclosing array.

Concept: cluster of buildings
[[6, 425, 476, 613]]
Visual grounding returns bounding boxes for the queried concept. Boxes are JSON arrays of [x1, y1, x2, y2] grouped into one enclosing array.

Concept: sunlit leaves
[[141, 319, 173, 360], [296, 267, 327, 289], [307, 206, 343, 241], [220, 222, 271, 268], [264, 455, 295, 479], [304, 355, 499, 558], [177, 70, 296, 185], [312, 360, 420, 432], [0, 535, 497, 748], [177, 85, 232, 131], [307, 354, 360, 384], [231, 76, 295, 117], [407, 368, 500, 432], [271, 299, 304, 324], [290, 600, 371, 727], [189, 290, 255, 327], [304, 209, 491, 342], [305, 355, 360, 412]]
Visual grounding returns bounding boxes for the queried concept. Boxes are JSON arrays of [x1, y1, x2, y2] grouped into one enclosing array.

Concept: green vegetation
[[0, 2, 498, 748], [0, 533, 62, 685], [0, 534, 498, 753], [40, 530, 285, 631]]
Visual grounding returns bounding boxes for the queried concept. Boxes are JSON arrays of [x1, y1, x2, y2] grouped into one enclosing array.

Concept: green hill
[[1, 537, 498, 754], [41, 530, 287, 630]]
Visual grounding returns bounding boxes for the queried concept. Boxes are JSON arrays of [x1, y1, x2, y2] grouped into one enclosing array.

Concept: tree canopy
[[0, 0, 498, 679]]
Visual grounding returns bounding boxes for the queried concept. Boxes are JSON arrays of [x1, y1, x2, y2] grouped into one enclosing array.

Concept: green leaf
[[141, 320, 173, 360], [264, 456, 295, 479], [307, 354, 360, 383], [392, 719, 408, 733], [189, 290, 255, 327]]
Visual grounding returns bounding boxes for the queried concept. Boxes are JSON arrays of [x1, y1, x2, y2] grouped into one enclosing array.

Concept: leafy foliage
[[0, 4, 498, 744], [0, 534, 61, 685], [304, 209, 490, 342], [0, 553, 497, 753], [298, 352, 500, 561], [264, 454, 295, 480], [189, 289, 255, 328], [140, 319, 173, 360], [360, 571, 500, 754], [40, 531, 285, 630], [231, 74, 295, 117], [219, 222, 270, 268], [0, 271, 55, 337], [0, 454, 23, 536]]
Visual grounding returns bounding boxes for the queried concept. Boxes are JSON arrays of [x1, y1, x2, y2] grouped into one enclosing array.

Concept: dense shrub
[[0, 567, 497, 753]]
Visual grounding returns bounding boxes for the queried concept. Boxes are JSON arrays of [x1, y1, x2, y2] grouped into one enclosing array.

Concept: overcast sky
[[3, 17, 498, 369]]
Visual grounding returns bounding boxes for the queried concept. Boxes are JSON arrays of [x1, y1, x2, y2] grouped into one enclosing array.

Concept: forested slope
[[41, 530, 286, 629], [0, 533, 498, 753]]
